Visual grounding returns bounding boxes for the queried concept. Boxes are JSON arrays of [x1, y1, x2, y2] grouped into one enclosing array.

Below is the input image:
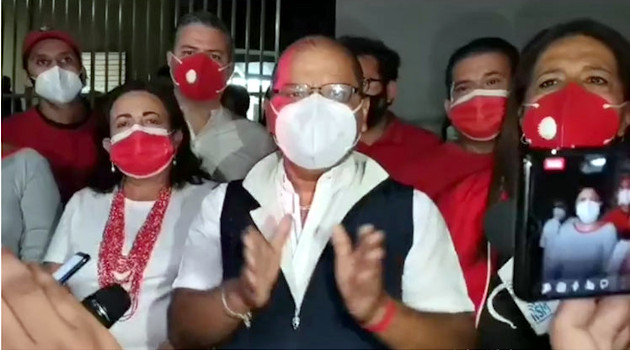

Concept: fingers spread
[[271, 215, 293, 252], [332, 225, 353, 259]]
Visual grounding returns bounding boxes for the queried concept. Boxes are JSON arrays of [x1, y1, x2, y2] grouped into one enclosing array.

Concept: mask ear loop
[[217, 62, 235, 94], [603, 101, 628, 109], [167, 52, 182, 87]]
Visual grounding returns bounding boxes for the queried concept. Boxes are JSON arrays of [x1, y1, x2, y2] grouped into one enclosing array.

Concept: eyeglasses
[[272, 83, 361, 103]]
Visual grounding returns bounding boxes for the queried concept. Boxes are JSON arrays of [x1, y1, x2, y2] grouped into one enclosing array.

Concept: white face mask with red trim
[[107, 124, 176, 179]]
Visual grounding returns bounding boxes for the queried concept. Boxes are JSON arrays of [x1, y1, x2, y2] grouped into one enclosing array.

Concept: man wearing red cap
[[2, 28, 98, 203]]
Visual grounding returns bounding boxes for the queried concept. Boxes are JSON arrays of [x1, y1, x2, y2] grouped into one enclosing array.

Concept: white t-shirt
[[44, 181, 217, 350]]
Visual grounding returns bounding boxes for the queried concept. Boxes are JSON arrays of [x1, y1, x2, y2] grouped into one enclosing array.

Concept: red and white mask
[[448, 89, 509, 141], [109, 125, 176, 179], [522, 83, 625, 149], [168, 52, 229, 101]]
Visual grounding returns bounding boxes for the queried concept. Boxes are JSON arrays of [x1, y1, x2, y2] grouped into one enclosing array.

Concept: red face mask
[[522, 83, 624, 149], [169, 52, 228, 101], [110, 125, 176, 179], [448, 89, 509, 141]]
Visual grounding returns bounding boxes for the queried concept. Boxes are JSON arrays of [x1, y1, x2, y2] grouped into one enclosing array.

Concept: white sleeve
[[172, 183, 228, 291], [401, 190, 475, 313], [43, 192, 80, 264]]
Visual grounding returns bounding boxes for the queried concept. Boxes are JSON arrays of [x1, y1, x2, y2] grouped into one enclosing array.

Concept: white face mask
[[618, 189, 630, 206], [34, 66, 83, 104], [552, 207, 566, 220], [575, 200, 601, 225], [272, 94, 362, 170]]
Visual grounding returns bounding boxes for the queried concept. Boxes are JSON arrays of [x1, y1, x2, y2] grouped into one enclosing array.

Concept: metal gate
[[1, 0, 281, 122]]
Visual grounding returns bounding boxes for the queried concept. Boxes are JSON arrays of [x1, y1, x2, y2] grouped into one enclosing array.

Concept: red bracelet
[[365, 299, 397, 333]]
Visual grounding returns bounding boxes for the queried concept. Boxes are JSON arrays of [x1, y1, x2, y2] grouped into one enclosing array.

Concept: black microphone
[[81, 284, 131, 328]]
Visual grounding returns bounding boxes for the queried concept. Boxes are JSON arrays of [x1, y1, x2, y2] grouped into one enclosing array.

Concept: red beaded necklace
[[98, 187, 172, 319]]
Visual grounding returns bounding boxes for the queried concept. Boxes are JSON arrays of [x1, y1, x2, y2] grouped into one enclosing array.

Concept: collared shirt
[[174, 152, 474, 315], [356, 117, 441, 187], [189, 107, 277, 182]]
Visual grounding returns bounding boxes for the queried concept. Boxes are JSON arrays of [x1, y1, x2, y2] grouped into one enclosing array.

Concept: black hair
[[445, 37, 519, 99], [337, 36, 401, 83], [88, 80, 211, 193], [221, 84, 250, 117], [490, 19, 630, 204], [175, 11, 234, 61], [444, 38, 519, 98]]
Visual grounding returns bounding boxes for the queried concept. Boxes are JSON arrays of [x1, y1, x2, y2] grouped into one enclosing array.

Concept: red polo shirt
[[2, 106, 98, 202], [356, 118, 440, 186], [604, 208, 630, 238], [410, 142, 494, 201], [437, 168, 497, 312]]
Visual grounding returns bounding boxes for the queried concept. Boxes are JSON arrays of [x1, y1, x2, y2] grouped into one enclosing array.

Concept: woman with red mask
[[438, 19, 630, 349], [43, 81, 215, 349]]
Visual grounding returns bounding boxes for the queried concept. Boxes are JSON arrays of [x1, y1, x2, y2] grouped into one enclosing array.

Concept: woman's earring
[[111, 162, 116, 173], [172, 158, 177, 166]]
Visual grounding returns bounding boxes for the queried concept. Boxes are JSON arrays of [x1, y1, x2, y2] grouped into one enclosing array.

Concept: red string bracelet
[[365, 299, 397, 333]]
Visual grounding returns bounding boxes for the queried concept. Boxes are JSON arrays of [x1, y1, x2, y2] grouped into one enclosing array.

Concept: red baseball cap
[[22, 28, 81, 68]]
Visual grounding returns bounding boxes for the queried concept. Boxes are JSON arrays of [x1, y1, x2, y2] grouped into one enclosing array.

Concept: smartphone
[[513, 141, 630, 301], [52, 252, 90, 284]]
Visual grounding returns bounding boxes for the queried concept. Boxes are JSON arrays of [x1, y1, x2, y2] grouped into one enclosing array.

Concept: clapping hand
[[551, 296, 630, 350], [238, 215, 293, 309], [332, 224, 387, 324]]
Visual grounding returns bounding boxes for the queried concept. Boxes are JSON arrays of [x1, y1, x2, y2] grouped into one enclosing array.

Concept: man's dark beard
[[366, 93, 390, 129]]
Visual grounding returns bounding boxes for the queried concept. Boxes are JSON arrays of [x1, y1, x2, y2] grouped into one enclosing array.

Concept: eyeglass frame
[[271, 82, 366, 104]]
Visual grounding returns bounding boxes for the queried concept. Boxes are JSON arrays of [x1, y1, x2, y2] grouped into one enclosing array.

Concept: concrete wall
[[336, 0, 630, 134]]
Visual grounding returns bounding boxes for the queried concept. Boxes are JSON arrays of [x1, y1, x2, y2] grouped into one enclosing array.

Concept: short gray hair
[[174, 11, 235, 61]]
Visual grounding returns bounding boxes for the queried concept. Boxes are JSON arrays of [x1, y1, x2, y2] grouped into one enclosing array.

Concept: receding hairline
[[273, 35, 365, 86]]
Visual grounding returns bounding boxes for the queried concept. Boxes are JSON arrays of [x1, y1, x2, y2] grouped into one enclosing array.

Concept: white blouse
[[44, 181, 217, 350]]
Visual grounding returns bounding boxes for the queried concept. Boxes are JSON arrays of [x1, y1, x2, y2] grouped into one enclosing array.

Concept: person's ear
[[172, 130, 183, 148], [359, 96, 370, 133], [264, 99, 276, 135], [444, 99, 451, 118], [385, 80, 397, 104], [102, 139, 112, 154]]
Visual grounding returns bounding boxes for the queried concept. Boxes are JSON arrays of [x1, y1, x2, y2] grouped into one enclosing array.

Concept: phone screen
[[52, 252, 90, 284], [514, 142, 630, 301]]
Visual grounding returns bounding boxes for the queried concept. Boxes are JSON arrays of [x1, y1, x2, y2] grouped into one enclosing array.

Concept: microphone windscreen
[[82, 284, 131, 328]]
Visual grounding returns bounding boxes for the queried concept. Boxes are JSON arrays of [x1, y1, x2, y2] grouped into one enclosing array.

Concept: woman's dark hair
[[88, 80, 210, 193], [489, 19, 630, 204]]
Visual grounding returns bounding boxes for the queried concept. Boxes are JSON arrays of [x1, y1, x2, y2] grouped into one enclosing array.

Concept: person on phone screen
[[544, 188, 617, 280], [540, 200, 568, 248], [604, 175, 630, 238]]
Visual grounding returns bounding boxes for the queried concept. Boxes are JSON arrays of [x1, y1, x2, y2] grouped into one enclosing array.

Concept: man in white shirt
[[168, 11, 276, 182], [168, 36, 475, 349]]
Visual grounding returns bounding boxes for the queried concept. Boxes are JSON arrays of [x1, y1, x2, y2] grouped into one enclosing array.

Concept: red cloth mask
[[448, 89, 508, 141], [522, 83, 624, 149], [110, 125, 175, 179], [170, 52, 228, 101]]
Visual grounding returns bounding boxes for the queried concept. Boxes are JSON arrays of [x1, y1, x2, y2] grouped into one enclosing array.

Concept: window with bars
[[81, 52, 127, 94]]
